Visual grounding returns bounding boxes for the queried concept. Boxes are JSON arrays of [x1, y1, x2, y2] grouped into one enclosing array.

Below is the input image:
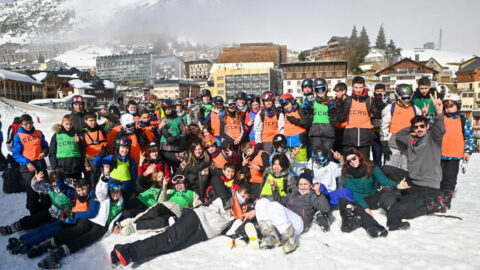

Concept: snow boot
[[314, 211, 330, 232], [120, 224, 137, 236], [388, 221, 410, 231], [441, 190, 454, 210], [119, 218, 134, 228], [366, 226, 388, 238], [427, 195, 446, 214], [340, 201, 363, 233], [244, 222, 260, 250], [10, 239, 27, 255], [7, 237, 20, 251], [114, 244, 133, 266], [218, 235, 247, 248], [258, 221, 281, 249], [0, 221, 21, 235], [111, 249, 120, 265], [281, 225, 298, 254], [37, 245, 69, 269], [28, 238, 56, 258]]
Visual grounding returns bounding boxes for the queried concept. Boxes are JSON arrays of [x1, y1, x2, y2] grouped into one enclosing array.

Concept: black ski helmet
[[301, 79, 314, 91], [394, 84, 414, 100], [236, 91, 247, 101], [313, 78, 328, 93], [201, 89, 211, 98], [213, 96, 224, 105], [247, 94, 255, 103], [108, 105, 121, 116], [273, 134, 287, 150]]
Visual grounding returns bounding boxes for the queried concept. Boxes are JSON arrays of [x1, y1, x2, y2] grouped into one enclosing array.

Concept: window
[[287, 81, 291, 86], [217, 76, 224, 81], [468, 93, 474, 98], [288, 89, 292, 93], [217, 83, 224, 87], [297, 81, 301, 85], [218, 90, 224, 94]]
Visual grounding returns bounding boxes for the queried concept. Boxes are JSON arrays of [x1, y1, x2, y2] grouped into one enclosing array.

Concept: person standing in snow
[[69, 95, 86, 133]]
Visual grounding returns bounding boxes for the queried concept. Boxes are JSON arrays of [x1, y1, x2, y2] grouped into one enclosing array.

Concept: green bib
[[56, 133, 81, 158], [106, 200, 123, 227], [413, 97, 435, 115], [137, 187, 162, 207], [110, 158, 131, 181], [202, 104, 212, 118], [261, 174, 287, 197], [312, 101, 330, 124], [168, 190, 194, 209], [160, 117, 181, 143], [49, 190, 73, 210]]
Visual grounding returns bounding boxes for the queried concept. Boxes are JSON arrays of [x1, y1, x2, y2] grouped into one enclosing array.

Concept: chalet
[[375, 58, 439, 91], [456, 57, 480, 128], [0, 69, 43, 102]]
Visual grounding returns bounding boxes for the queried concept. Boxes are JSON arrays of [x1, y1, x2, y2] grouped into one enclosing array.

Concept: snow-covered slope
[[0, 100, 479, 269], [53, 45, 113, 70]]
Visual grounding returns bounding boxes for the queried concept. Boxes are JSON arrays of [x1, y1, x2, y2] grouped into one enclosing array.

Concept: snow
[[53, 45, 114, 70], [0, 99, 480, 269], [103, 80, 115, 89], [401, 49, 474, 73], [31, 72, 49, 82], [0, 69, 43, 85], [68, 79, 92, 89], [359, 64, 373, 71]]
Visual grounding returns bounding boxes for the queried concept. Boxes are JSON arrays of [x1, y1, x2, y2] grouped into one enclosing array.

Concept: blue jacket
[[12, 126, 49, 166], [0, 121, 3, 141], [56, 179, 100, 222]]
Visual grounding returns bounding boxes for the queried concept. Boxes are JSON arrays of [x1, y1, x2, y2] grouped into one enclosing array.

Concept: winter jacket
[[49, 127, 85, 175], [193, 197, 234, 239], [396, 115, 445, 188], [56, 178, 100, 222], [90, 180, 124, 236], [292, 160, 342, 192], [273, 188, 330, 230], [31, 177, 73, 218], [307, 96, 336, 139], [177, 154, 210, 192], [159, 114, 187, 152], [343, 166, 398, 209], [259, 166, 296, 200], [94, 154, 137, 196], [70, 110, 86, 133], [138, 158, 170, 180], [412, 88, 443, 115], [12, 126, 49, 167], [336, 90, 378, 147], [245, 108, 260, 142], [380, 102, 421, 148], [209, 173, 245, 202]]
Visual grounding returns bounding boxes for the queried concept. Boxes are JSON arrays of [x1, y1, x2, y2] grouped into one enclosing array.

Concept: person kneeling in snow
[[119, 174, 202, 236], [254, 172, 330, 254], [35, 177, 124, 269], [111, 182, 254, 267]]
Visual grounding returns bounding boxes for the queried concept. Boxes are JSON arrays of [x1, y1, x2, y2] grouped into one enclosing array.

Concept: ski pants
[[53, 219, 106, 254], [18, 209, 53, 230], [20, 161, 51, 215], [121, 198, 148, 220], [255, 198, 304, 236], [440, 159, 460, 192], [84, 156, 101, 187], [387, 184, 440, 226], [342, 145, 370, 160], [122, 209, 208, 263], [134, 203, 176, 231], [310, 137, 334, 160], [333, 127, 345, 151], [371, 132, 382, 167], [20, 221, 66, 249], [363, 188, 401, 212]]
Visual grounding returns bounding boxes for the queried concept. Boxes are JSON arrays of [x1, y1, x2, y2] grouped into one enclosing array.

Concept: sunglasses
[[400, 96, 411, 101], [413, 124, 426, 130], [346, 156, 358, 164]]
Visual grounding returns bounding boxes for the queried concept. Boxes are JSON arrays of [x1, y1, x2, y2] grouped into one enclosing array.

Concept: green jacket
[[343, 166, 398, 209]]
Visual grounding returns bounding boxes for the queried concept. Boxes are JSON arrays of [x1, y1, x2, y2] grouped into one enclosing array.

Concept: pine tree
[[385, 39, 402, 65], [347, 25, 359, 72], [375, 24, 387, 50], [358, 26, 370, 60], [298, 51, 306, 61]]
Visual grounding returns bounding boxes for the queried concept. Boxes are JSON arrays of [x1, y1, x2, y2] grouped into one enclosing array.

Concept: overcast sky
[[61, 0, 480, 55]]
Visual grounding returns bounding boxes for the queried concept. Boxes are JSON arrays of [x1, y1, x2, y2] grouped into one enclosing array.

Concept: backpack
[[2, 155, 25, 194]]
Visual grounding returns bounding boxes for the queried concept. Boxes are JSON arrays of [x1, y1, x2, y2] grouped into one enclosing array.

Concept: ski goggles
[[279, 97, 291, 105], [203, 139, 216, 147], [399, 96, 412, 101], [172, 175, 186, 184], [314, 86, 327, 93], [108, 183, 122, 191], [117, 138, 132, 146], [227, 102, 237, 108]]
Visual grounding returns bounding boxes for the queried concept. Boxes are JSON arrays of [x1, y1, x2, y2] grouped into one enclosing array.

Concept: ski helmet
[[236, 91, 247, 101], [120, 114, 135, 133], [203, 135, 217, 148], [261, 91, 275, 102], [279, 93, 294, 106], [161, 99, 173, 110], [394, 84, 414, 101], [213, 96, 224, 105], [174, 99, 185, 108], [226, 98, 236, 108], [108, 101, 120, 108], [443, 93, 461, 110], [313, 78, 328, 93], [72, 95, 84, 104], [301, 79, 314, 91], [108, 105, 121, 116], [272, 134, 287, 150], [247, 94, 255, 103], [201, 89, 211, 98], [145, 102, 156, 112]]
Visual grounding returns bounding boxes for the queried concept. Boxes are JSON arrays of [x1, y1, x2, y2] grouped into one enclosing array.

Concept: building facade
[[152, 79, 200, 100], [217, 43, 287, 67], [0, 69, 43, 102], [184, 59, 213, 88], [375, 58, 439, 91], [152, 55, 185, 80], [456, 57, 480, 129], [96, 53, 155, 86], [282, 61, 348, 99], [312, 37, 348, 62]]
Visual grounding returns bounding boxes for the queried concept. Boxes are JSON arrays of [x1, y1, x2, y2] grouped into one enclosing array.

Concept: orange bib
[[442, 117, 464, 158], [211, 111, 222, 136], [262, 113, 279, 142], [212, 151, 228, 169], [224, 116, 242, 140], [249, 150, 265, 184], [18, 130, 43, 161], [390, 104, 415, 134], [346, 99, 373, 129], [84, 130, 107, 157], [284, 110, 306, 137]]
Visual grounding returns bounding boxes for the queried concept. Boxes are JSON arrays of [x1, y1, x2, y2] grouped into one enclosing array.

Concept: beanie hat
[[298, 172, 313, 185]]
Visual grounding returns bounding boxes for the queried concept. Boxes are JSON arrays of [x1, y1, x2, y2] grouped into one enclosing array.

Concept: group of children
[[0, 75, 473, 268]]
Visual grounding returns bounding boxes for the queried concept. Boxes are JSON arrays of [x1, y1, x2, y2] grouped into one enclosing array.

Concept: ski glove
[[99, 145, 108, 158], [101, 175, 109, 183], [381, 141, 392, 161]]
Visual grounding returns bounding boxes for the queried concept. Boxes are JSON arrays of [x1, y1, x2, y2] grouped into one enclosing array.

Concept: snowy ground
[[0, 99, 480, 270]]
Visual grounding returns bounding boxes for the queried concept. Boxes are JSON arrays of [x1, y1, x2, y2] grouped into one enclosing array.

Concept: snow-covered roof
[[31, 72, 49, 82], [68, 79, 93, 89], [401, 49, 473, 73], [103, 79, 115, 89], [58, 74, 79, 79], [359, 64, 374, 71], [0, 69, 43, 85]]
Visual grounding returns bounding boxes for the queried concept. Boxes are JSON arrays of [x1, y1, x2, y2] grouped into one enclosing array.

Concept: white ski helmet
[[443, 93, 461, 110], [120, 114, 135, 133]]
